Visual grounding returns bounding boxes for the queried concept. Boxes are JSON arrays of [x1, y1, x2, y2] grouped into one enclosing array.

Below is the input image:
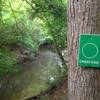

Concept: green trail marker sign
[[78, 34, 100, 68]]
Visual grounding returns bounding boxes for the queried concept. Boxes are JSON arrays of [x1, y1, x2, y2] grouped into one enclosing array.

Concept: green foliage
[[0, 0, 39, 77], [0, 0, 67, 78], [0, 48, 19, 76], [28, 0, 67, 48], [39, 37, 53, 45]]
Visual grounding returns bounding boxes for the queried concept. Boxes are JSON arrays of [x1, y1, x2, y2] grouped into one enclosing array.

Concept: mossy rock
[[0, 51, 66, 100]]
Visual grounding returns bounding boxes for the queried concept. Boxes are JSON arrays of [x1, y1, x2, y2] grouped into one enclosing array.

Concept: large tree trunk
[[68, 0, 100, 100]]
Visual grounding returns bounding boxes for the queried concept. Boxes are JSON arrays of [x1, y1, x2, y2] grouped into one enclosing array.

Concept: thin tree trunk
[[68, 0, 100, 100], [52, 35, 67, 69]]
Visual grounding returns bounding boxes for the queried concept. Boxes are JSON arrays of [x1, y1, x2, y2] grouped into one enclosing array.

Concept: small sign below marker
[[78, 34, 100, 68]]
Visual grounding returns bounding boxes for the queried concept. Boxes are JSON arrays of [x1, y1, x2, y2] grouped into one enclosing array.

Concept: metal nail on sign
[[78, 34, 100, 68]]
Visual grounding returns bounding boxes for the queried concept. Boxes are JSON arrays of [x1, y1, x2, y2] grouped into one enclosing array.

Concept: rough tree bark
[[68, 0, 100, 100]]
